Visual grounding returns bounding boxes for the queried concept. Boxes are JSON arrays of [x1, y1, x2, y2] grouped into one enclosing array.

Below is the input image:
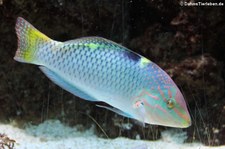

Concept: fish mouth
[[146, 114, 192, 128], [185, 117, 192, 127], [167, 112, 192, 128], [181, 119, 192, 128], [167, 118, 191, 128], [180, 114, 192, 128]]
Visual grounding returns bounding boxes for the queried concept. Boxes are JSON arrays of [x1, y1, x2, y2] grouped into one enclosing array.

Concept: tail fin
[[14, 17, 53, 64]]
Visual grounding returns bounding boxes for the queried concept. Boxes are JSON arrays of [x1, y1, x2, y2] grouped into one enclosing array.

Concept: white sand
[[0, 120, 224, 149]]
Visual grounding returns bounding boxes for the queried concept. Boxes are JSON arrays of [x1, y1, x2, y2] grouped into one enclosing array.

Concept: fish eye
[[166, 98, 175, 109]]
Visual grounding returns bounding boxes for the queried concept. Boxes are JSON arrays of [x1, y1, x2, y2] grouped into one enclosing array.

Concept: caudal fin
[[14, 17, 52, 64]]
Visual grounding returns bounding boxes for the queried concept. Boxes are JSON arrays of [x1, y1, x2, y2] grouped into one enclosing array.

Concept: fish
[[14, 17, 191, 128]]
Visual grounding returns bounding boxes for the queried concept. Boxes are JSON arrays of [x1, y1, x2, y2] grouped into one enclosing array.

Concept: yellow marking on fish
[[28, 27, 51, 42], [140, 57, 151, 68], [21, 28, 51, 61]]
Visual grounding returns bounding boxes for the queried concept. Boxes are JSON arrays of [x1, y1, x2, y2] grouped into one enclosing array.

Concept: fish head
[[132, 86, 191, 128]]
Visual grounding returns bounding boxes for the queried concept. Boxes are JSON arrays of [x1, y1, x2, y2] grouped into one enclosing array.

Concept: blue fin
[[96, 105, 133, 119], [39, 66, 98, 102]]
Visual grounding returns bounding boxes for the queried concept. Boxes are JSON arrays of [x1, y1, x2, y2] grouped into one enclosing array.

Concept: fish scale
[[38, 39, 145, 102], [14, 17, 191, 128]]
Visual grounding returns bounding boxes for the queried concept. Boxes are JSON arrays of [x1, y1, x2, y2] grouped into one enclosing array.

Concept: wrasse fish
[[14, 17, 191, 128]]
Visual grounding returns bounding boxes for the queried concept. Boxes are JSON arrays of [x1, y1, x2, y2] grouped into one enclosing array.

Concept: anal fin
[[39, 66, 98, 102]]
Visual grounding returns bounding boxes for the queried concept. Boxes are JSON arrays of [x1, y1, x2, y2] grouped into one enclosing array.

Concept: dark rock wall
[[0, 0, 224, 146]]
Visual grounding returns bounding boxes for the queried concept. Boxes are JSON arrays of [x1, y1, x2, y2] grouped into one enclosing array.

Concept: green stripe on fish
[[14, 17, 191, 128], [88, 43, 98, 50]]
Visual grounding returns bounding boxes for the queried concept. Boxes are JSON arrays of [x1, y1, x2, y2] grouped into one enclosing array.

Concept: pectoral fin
[[96, 105, 133, 119]]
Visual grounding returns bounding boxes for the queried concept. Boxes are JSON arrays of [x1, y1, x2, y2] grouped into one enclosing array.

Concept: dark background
[[0, 0, 224, 146]]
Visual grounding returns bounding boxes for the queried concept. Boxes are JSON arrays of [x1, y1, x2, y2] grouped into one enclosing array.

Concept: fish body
[[14, 17, 191, 128]]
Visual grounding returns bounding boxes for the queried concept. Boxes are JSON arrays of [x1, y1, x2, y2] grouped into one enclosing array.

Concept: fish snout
[[183, 113, 192, 128]]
